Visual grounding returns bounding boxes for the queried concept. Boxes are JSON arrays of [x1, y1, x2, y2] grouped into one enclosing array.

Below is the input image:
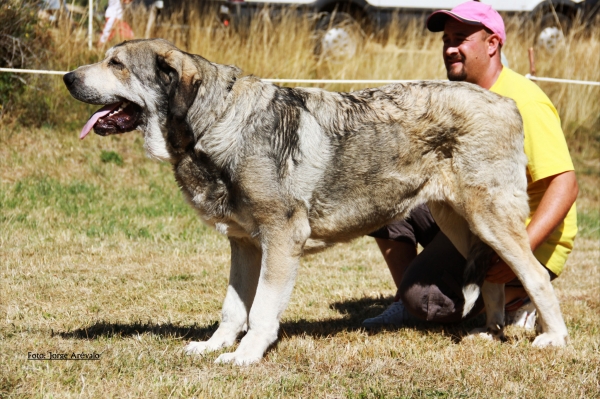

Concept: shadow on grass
[[281, 296, 485, 344], [56, 321, 220, 342], [56, 296, 484, 343]]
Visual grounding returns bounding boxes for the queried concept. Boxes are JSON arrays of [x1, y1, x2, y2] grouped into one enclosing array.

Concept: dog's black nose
[[63, 72, 76, 88]]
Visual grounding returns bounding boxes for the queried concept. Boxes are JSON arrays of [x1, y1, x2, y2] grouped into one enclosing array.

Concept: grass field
[[1, 8, 599, 398]]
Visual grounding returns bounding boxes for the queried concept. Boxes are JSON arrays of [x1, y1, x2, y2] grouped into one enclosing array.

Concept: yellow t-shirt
[[490, 67, 577, 276]]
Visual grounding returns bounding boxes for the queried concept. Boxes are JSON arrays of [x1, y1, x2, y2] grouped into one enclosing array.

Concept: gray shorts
[[368, 204, 440, 247]]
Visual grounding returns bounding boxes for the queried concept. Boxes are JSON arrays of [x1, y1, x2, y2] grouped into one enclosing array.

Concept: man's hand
[[486, 255, 517, 284]]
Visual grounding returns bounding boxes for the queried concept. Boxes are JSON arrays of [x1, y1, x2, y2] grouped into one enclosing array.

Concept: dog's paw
[[184, 341, 223, 356], [465, 329, 495, 342], [532, 333, 567, 348], [466, 326, 506, 342], [214, 351, 262, 366]]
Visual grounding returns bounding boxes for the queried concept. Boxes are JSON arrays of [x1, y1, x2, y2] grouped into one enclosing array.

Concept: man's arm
[[486, 170, 578, 283]]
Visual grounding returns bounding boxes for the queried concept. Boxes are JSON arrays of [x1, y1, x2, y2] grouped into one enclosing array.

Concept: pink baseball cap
[[426, 1, 506, 45]]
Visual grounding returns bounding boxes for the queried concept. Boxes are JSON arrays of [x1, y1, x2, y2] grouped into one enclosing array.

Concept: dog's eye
[[108, 58, 124, 70]]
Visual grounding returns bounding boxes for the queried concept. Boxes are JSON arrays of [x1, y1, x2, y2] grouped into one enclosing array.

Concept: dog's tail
[[461, 241, 495, 318]]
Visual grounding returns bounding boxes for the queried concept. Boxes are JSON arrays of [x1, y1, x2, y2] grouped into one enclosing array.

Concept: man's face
[[442, 19, 490, 83]]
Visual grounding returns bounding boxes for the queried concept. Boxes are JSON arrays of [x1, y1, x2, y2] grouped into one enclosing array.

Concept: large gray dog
[[63, 39, 568, 365]]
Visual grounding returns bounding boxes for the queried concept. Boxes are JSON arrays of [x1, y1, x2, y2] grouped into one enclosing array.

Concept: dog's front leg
[[467, 281, 506, 342], [184, 237, 261, 356], [215, 216, 310, 365]]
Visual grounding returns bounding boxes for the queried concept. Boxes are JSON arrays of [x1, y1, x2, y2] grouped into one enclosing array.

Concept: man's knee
[[399, 285, 429, 320], [400, 284, 463, 323]]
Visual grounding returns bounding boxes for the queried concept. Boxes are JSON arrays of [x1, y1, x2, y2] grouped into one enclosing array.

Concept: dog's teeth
[[117, 102, 129, 113]]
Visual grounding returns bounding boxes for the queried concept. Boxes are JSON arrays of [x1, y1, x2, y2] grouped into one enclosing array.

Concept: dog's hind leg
[[460, 241, 509, 342], [454, 236, 513, 343], [214, 210, 311, 365], [429, 202, 488, 317], [429, 202, 507, 340], [184, 237, 261, 356], [466, 281, 507, 341], [428, 202, 474, 259], [464, 202, 568, 347]]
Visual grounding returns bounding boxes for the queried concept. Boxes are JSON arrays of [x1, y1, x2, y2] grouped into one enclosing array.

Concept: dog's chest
[[173, 155, 232, 220]]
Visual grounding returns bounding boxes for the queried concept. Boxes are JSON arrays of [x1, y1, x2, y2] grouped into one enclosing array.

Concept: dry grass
[[0, 7, 599, 398]]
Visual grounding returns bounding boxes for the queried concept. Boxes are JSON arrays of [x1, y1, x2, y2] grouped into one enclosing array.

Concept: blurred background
[[0, 0, 598, 150]]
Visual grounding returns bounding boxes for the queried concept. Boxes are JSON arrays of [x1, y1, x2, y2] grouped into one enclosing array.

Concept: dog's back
[[250, 81, 528, 246]]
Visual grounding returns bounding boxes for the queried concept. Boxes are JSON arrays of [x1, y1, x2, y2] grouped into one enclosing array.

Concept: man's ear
[[487, 33, 502, 57], [156, 50, 201, 120]]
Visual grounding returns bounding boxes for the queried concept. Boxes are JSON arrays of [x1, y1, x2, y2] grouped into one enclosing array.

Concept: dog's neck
[[188, 64, 242, 139], [165, 62, 242, 164]]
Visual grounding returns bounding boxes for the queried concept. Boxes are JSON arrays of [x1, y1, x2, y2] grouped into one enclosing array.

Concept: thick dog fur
[[64, 39, 568, 364]]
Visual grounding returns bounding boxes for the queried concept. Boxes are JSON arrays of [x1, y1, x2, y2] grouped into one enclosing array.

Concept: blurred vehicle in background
[[134, 0, 223, 38], [215, 0, 599, 57], [135, 0, 221, 15]]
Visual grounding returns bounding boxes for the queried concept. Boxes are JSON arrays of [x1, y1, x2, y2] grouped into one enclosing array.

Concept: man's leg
[[365, 205, 546, 327], [374, 239, 416, 301], [399, 232, 485, 322], [400, 233, 556, 326], [364, 230, 481, 327], [369, 204, 440, 292], [363, 205, 440, 327]]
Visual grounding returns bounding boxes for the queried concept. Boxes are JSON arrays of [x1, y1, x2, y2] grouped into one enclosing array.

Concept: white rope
[[0, 68, 67, 76], [1, 68, 599, 86], [0, 70, 420, 84], [525, 74, 600, 86], [263, 79, 419, 84]]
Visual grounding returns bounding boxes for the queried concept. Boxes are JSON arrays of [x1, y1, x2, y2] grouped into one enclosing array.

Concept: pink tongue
[[80, 103, 121, 139]]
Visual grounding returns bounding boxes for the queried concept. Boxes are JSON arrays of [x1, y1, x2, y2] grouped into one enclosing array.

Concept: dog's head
[[63, 39, 240, 162]]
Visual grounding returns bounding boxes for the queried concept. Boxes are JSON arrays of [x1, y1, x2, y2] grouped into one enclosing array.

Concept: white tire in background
[[314, 12, 364, 60], [536, 12, 570, 51]]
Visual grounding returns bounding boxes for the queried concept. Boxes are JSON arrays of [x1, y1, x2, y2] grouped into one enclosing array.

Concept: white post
[[145, 1, 164, 39], [88, 0, 93, 50]]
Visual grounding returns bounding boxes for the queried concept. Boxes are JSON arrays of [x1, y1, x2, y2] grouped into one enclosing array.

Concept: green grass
[[100, 150, 124, 166], [0, 174, 206, 241], [577, 208, 600, 239]]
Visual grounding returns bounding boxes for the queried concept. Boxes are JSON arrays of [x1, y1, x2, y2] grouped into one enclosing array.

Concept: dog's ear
[[157, 50, 202, 156], [156, 50, 201, 120], [221, 64, 242, 91]]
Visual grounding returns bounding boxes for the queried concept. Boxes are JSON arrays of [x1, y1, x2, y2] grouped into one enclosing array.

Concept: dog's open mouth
[[80, 101, 143, 139]]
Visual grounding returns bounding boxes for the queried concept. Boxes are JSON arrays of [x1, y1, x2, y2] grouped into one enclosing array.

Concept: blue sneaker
[[362, 300, 414, 328]]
